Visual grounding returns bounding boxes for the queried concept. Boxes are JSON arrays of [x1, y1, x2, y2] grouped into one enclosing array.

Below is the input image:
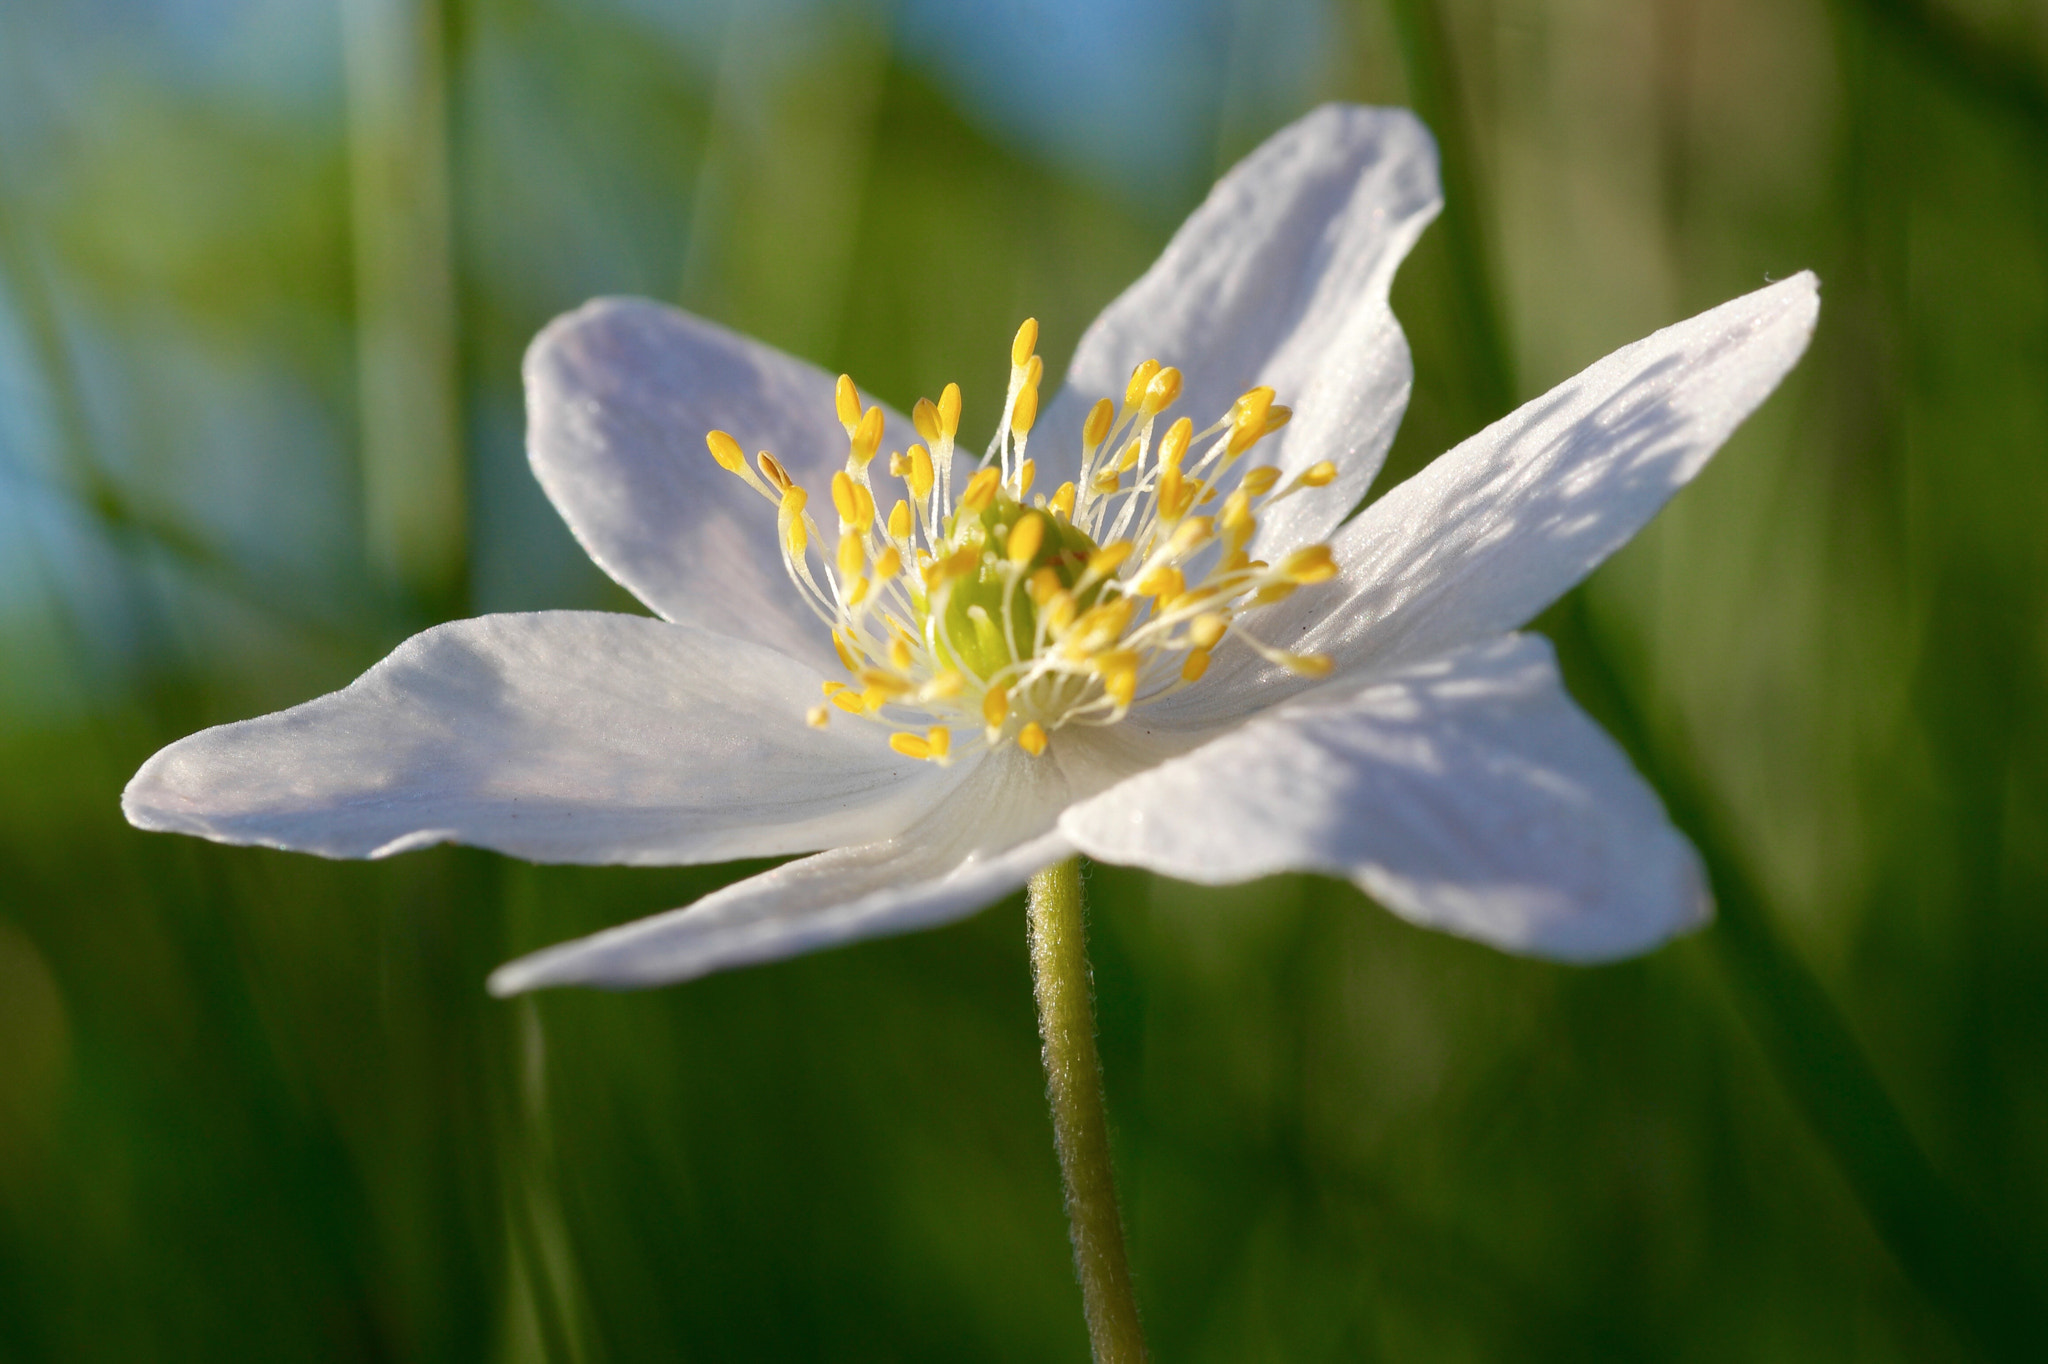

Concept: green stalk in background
[[1385, 1, 2042, 1350], [1029, 858, 1148, 1364], [341, 0, 465, 613]]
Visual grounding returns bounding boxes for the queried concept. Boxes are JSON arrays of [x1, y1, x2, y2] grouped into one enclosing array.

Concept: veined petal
[[487, 734, 1166, 992], [1311, 272, 1819, 674], [1062, 635, 1709, 962], [1037, 104, 1439, 553], [1144, 272, 1821, 728], [123, 612, 950, 865], [525, 299, 911, 671]]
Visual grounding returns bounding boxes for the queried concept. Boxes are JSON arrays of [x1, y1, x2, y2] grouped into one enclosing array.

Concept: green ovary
[[935, 494, 1104, 680]]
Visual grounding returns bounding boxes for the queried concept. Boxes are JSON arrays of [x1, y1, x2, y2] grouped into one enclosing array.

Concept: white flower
[[122, 105, 1818, 994]]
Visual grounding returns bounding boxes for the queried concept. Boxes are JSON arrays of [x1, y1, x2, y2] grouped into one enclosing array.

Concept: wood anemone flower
[[122, 105, 1819, 994]]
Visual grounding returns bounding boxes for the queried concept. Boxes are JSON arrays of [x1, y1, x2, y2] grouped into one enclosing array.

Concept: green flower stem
[[1028, 857, 1147, 1364]]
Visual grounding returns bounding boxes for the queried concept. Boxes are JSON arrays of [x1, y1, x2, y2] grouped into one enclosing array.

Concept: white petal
[[526, 299, 910, 670], [1313, 272, 1820, 673], [123, 612, 949, 865], [487, 731, 1168, 992], [1061, 635, 1710, 962], [1037, 104, 1439, 552], [1146, 272, 1821, 727]]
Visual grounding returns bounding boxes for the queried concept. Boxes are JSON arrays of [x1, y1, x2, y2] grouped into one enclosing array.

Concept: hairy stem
[[1029, 857, 1147, 1363]]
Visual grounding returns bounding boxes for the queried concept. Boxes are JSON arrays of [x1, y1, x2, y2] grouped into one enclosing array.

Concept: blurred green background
[[2, 0, 2045, 1358]]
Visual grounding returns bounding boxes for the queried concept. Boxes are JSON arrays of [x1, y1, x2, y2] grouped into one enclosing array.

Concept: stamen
[[912, 397, 942, 444], [1125, 360, 1160, 410], [1012, 317, 1039, 368], [1141, 366, 1183, 416], [1083, 398, 1114, 448], [834, 375, 861, 433], [938, 384, 962, 440], [719, 324, 1343, 760], [1008, 512, 1045, 565], [851, 407, 884, 466]]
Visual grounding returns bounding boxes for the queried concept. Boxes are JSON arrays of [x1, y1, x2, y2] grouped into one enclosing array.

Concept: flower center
[[706, 319, 1338, 765]]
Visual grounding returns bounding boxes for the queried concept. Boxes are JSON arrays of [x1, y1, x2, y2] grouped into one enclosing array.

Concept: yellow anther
[[822, 679, 846, 696], [757, 451, 793, 491], [1189, 612, 1228, 648], [887, 500, 912, 540], [1300, 460, 1337, 487], [1157, 465, 1187, 520], [1240, 466, 1281, 497], [1281, 544, 1338, 583], [1017, 722, 1048, 756], [922, 543, 980, 588], [1135, 565, 1185, 599], [1083, 397, 1114, 448], [908, 444, 936, 501], [831, 689, 866, 715], [960, 466, 1001, 513], [1195, 478, 1219, 505], [837, 531, 865, 582], [1011, 317, 1039, 368], [1116, 438, 1143, 473], [872, 545, 901, 581], [1011, 382, 1040, 437], [1093, 469, 1120, 494], [1227, 386, 1276, 456], [858, 667, 916, 697], [1050, 482, 1077, 519], [851, 406, 885, 466], [1017, 458, 1036, 497], [832, 630, 859, 671], [1100, 660, 1139, 708], [706, 430, 746, 473], [1282, 652, 1334, 677], [1093, 647, 1141, 675], [926, 726, 951, 761], [888, 637, 914, 672], [1220, 489, 1255, 536], [890, 732, 933, 760], [1252, 582, 1298, 607], [1028, 565, 1061, 605], [859, 687, 890, 712], [912, 397, 942, 445], [1142, 366, 1183, 415], [1067, 598, 1135, 652], [922, 670, 965, 700], [1087, 541, 1134, 576], [938, 383, 962, 440], [846, 576, 870, 605], [778, 485, 808, 555], [1262, 405, 1293, 436], [983, 685, 1010, 729], [1043, 589, 1078, 635], [1166, 516, 1213, 558], [1007, 512, 1045, 565], [1124, 359, 1160, 410], [830, 470, 863, 526], [807, 704, 830, 728], [1181, 649, 1211, 683], [1159, 416, 1193, 470], [834, 375, 861, 433]]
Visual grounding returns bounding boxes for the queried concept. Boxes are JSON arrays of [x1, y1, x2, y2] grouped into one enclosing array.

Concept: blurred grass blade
[[1551, 594, 2045, 1360], [342, 0, 466, 611], [1385, 0, 1515, 421]]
